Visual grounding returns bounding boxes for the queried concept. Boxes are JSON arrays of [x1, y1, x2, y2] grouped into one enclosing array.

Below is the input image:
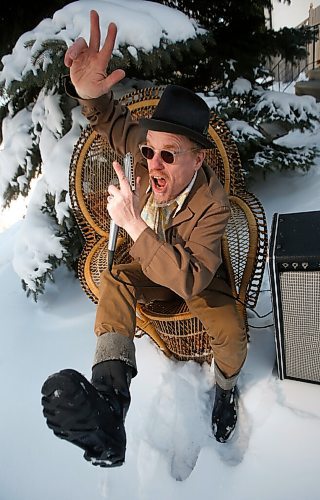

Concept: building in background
[[306, 3, 320, 67], [269, 3, 320, 99]]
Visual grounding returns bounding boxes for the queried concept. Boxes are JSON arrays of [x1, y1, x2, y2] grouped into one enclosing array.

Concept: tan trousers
[[95, 262, 247, 380]]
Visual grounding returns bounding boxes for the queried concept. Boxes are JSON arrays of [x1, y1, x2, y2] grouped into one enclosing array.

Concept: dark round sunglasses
[[139, 144, 199, 164]]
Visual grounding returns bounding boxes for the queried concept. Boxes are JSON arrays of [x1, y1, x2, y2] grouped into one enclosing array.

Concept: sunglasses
[[139, 144, 199, 164]]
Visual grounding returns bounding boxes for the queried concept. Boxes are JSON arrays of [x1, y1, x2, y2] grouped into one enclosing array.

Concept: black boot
[[41, 360, 132, 467], [212, 384, 238, 443]]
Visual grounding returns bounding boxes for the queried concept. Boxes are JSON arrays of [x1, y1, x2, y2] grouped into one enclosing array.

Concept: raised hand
[[64, 10, 125, 99]]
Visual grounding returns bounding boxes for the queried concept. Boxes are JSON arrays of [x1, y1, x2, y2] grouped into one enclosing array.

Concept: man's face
[[145, 130, 205, 204]]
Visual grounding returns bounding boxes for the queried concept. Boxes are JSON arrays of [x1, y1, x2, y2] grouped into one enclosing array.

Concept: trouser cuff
[[214, 363, 239, 390], [93, 332, 137, 377]]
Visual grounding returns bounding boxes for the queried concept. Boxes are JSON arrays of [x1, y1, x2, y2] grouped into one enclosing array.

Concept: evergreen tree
[[0, 2, 208, 299], [0, 1, 319, 299], [154, 0, 314, 87], [209, 77, 320, 177]]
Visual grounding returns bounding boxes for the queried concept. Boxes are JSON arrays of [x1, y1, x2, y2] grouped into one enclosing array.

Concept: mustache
[[149, 171, 170, 180]]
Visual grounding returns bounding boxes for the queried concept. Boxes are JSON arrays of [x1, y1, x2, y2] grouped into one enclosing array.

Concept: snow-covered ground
[[1, 162, 320, 500]]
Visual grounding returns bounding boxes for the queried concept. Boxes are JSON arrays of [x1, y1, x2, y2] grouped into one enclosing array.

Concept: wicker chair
[[69, 86, 268, 363]]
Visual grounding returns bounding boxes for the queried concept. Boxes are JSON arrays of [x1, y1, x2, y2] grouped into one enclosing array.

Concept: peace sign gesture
[[64, 10, 125, 99]]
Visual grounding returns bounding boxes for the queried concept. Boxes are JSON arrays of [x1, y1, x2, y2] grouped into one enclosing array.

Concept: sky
[[272, 0, 320, 29], [0, 1, 320, 499]]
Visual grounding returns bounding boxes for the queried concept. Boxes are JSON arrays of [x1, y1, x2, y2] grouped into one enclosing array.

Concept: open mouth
[[151, 175, 167, 192]]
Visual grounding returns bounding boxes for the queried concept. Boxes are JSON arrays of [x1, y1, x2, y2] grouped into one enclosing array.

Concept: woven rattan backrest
[[69, 85, 267, 308]]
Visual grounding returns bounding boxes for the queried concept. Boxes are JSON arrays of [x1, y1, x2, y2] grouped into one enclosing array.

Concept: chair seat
[[138, 300, 213, 363]]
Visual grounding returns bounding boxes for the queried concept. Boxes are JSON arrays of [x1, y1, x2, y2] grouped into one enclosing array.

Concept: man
[[41, 10, 247, 467]]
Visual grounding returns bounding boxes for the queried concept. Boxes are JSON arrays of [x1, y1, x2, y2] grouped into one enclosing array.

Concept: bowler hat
[[140, 85, 214, 149]]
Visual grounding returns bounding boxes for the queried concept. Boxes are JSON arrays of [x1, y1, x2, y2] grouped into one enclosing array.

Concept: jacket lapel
[[167, 168, 210, 228]]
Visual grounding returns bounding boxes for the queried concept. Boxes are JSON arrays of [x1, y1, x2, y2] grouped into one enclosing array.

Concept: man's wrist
[[124, 219, 148, 242], [63, 75, 108, 101]]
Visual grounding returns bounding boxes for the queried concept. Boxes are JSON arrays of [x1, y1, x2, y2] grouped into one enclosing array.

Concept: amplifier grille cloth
[[279, 271, 320, 382]]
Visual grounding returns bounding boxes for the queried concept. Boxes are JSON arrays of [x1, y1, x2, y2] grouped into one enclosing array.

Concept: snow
[[1, 1, 320, 498], [11, 177, 65, 292], [231, 77, 252, 95], [226, 119, 264, 142], [274, 125, 320, 149], [252, 90, 320, 124], [0, 109, 34, 192], [0, 0, 201, 88], [1, 164, 320, 499]]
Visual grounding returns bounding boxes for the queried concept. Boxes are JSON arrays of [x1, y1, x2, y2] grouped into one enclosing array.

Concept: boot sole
[[41, 369, 125, 466]]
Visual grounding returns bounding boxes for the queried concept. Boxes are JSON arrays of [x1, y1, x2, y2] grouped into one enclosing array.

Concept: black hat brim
[[140, 117, 215, 149]]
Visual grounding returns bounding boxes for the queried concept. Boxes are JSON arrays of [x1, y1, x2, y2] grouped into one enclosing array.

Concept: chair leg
[[136, 306, 172, 357]]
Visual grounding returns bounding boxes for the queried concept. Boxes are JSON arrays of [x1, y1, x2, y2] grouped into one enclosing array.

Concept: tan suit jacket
[[79, 91, 231, 300]]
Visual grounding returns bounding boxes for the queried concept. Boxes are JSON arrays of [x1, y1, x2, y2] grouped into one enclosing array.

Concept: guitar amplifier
[[269, 210, 320, 384]]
